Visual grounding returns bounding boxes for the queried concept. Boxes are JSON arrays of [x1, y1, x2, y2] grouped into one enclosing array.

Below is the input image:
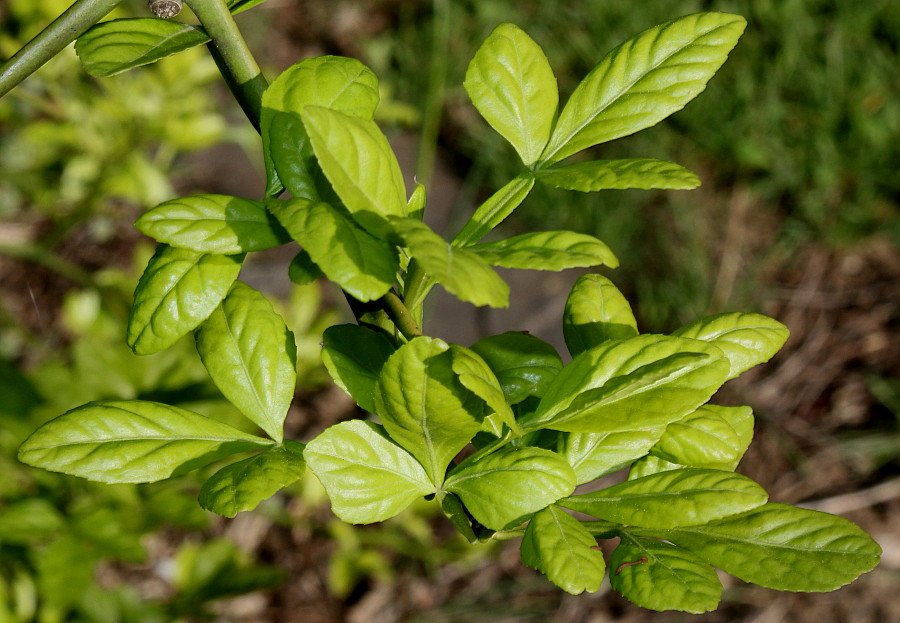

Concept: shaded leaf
[[452, 174, 535, 246], [563, 274, 639, 358], [287, 249, 324, 285], [450, 344, 517, 435], [536, 159, 700, 191], [470, 331, 563, 405], [322, 323, 396, 413]]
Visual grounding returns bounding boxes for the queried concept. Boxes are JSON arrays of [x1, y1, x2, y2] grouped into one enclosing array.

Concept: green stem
[[186, 0, 266, 130], [0, 0, 124, 98], [381, 290, 422, 340]]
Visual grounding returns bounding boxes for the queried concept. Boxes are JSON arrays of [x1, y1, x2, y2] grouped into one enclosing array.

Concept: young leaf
[[391, 217, 509, 308], [563, 274, 639, 358], [18, 401, 273, 483], [469, 231, 618, 271], [524, 337, 730, 434], [650, 405, 754, 470], [560, 468, 767, 528], [629, 454, 684, 480], [672, 312, 789, 379], [464, 23, 558, 167], [195, 281, 297, 442], [287, 250, 324, 285], [541, 12, 747, 163], [303, 420, 434, 524], [535, 159, 700, 191], [611, 536, 721, 613], [452, 174, 535, 246], [135, 195, 290, 254], [322, 324, 396, 413], [269, 199, 397, 302], [199, 441, 306, 517], [563, 430, 662, 485], [302, 106, 406, 238], [75, 19, 210, 77], [440, 492, 478, 543], [450, 344, 517, 434], [446, 447, 575, 530], [261, 56, 380, 198], [127, 245, 243, 356], [407, 182, 426, 220], [469, 332, 563, 404], [521, 505, 605, 594], [637, 503, 882, 591], [374, 337, 485, 485]]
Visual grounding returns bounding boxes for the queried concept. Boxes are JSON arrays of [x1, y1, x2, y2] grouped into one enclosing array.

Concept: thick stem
[[381, 291, 423, 340], [0, 0, 124, 98], [186, 0, 266, 130]]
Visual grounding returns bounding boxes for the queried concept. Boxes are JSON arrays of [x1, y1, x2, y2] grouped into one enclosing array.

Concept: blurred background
[[0, 0, 898, 621]]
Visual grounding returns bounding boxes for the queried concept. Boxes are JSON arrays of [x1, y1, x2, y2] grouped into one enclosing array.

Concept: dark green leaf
[[18, 401, 273, 483], [536, 159, 700, 191], [470, 332, 563, 404], [322, 324, 396, 413], [449, 344, 517, 435], [288, 249, 324, 285]]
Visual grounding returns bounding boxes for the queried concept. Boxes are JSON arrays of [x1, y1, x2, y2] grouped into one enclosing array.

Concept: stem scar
[[615, 556, 648, 575]]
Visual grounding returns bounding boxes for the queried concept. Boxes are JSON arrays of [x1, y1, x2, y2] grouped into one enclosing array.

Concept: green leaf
[[452, 174, 535, 246], [440, 492, 478, 543], [651, 405, 754, 470], [302, 106, 406, 238], [629, 454, 683, 480], [195, 281, 297, 442], [445, 447, 575, 530], [536, 159, 700, 191], [541, 12, 747, 163], [469, 332, 563, 405], [75, 18, 210, 77], [639, 503, 882, 591], [449, 344, 517, 435], [322, 324, 396, 413], [18, 401, 273, 483], [261, 56, 379, 199], [611, 536, 721, 613], [303, 420, 434, 523], [374, 337, 485, 485], [407, 182, 426, 220], [0, 499, 64, 544], [469, 231, 618, 271], [269, 198, 397, 302], [228, 0, 271, 14], [560, 468, 767, 528], [464, 23, 558, 167], [523, 335, 730, 433], [562, 430, 661, 485], [520, 505, 605, 594], [391, 217, 509, 308], [287, 249, 323, 285], [127, 245, 243, 355], [199, 441, 306, 517], [563, 274, 639, 358], [135, 195, 290, 254], [672, 312, 789, 379]]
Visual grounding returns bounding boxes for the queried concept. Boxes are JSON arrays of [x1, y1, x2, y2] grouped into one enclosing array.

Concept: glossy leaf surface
[[262, 56, 379, 198], [537, 159, 700, 191], [640, 503, 882, 591], [287, 250, 323, 285], [322, 324, 396, 413], [18, 401, 272, 483], [76, 19, 209, 77], [672, 312, 789, 379], [464, 23, 557, 166], [135, 195, 289, 254], [561, 468, 767, 528], [445, 447, 575, 530], [195, 281, 297, 442], [541, 13, 746, 163], [450, 344, 517, 433], [524, 335, 730, 433], [563, 274, 639, 358], [470, 231, 618, 271], [199, 441, 306, 517], [269, 199, 397, 302], [470, 332, 563, 404], [302, 106, 406, 238], [375, 337, 484, 485], [521, 505, 604, 594], [452, 175, 535, 246], [651, 405, 754, 469], [392, 217, 509, 308], [127, 245, 243, 355], [303, 420, 433, 523], [563, 430, 661, 484], [611, 537, 721, 613]]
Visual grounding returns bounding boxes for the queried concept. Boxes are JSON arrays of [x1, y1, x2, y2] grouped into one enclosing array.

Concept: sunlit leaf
[[470, 231, 618, 271], [536, 159, 700, 191]]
